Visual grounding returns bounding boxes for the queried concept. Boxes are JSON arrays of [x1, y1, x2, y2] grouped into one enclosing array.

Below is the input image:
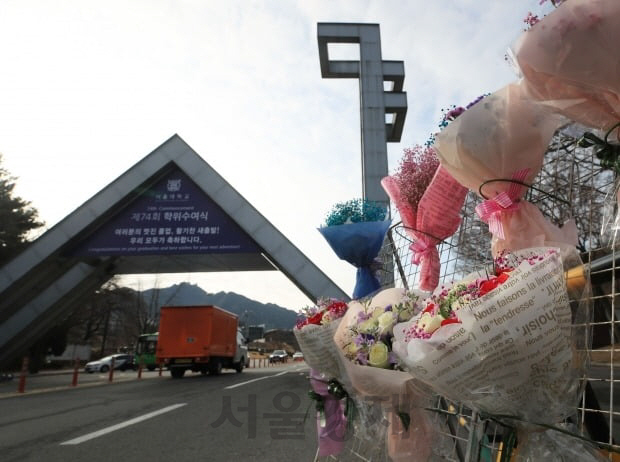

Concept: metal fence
[[316, 128, 620, 461]]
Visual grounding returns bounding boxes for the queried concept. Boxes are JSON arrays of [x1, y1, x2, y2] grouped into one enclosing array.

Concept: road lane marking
[[60, 403, 187, 445], [224, 371, 288, 389]]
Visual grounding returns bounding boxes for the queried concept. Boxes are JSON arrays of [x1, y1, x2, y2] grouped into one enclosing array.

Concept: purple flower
[[354, 332, 376, 347], [384, 304, 393, 312], [356, 352, 369, 365], [465, 95, 487, 109], [357, 311, 371, 322], [307, 306, 319, 316]]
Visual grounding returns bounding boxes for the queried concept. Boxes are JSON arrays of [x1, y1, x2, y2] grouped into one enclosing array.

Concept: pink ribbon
[[410, 239, 433, 265], [410, 238, 440, 292], [475, 168, 530, 240]]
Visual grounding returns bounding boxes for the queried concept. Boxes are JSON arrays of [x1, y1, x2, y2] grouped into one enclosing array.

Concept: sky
[[0, 0, 553, 310]]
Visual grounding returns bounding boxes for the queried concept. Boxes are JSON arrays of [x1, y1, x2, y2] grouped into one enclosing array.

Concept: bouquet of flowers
[[295, 299, 349, 379], [382, 146, 467, 291], [294, 299, 349, 456], [335, 288, 421, 370], [332, 288, 438, 462], [319, 199, 390, 298], [512, 0, 620, 140], [392, 246, 593, 458], [434, 82, 578, 256]]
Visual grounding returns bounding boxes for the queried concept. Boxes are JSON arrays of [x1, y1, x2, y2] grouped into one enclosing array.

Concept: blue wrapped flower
[[319, 199, 389, 299]]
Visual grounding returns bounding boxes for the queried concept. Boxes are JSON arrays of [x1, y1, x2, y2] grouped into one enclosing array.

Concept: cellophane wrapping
[[512, 0, 620, 139], [332, 288, 447, 461], [434, 83, 577, 256], [393, 246, 592, 456], [514, 424, 607, 461], [600, 177, 620, 248], [382, 166, 467, 292], [318, 221, 391, 299], [295, 320, 343, 380]]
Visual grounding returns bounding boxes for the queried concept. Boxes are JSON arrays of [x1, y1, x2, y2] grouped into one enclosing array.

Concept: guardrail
[[249, 357, 274, 368], [3, 356, 304, 395]]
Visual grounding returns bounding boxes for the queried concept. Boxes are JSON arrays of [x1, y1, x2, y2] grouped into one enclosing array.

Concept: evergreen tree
[[0, 154, 44, 266]]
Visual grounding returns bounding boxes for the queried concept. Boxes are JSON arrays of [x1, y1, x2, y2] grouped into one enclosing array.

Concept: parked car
[[84, 354, 135, 373], [268, 349, 288, 363], [292, 351, 304, 361]]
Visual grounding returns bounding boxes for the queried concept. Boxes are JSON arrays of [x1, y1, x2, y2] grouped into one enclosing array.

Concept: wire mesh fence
[[315, 126, 620, 461]]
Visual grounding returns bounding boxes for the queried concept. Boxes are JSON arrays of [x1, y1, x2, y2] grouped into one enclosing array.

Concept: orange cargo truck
[[155, 305, 248, 378]]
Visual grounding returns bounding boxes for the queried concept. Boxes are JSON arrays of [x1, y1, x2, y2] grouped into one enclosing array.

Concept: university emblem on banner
[[167, 179, 181, 192]]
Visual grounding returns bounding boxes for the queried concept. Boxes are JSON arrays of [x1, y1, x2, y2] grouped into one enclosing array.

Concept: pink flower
[[524, 12, 540, 28], [445, 107, 465, 121], [327, 301, 348, 319], [393, 145, 439, 211]]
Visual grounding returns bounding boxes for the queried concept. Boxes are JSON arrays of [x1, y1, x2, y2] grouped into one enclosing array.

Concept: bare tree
[[65, 278, 139, 356]]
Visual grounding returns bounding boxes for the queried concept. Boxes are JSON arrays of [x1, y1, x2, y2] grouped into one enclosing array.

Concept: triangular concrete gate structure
[[0, 134, 348, 367]]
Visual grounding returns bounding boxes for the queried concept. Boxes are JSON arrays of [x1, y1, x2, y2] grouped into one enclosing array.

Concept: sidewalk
[[0, 367, 153, 399], [0, 360, 306, 399]]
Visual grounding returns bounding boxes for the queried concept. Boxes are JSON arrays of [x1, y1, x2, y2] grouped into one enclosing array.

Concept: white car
[[84, 354, 135, 373], [292, 351, 304, 361], [268, 350, 288, 363]]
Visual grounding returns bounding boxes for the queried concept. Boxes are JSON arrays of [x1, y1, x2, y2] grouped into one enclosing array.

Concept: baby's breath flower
[[393, 145, 440, 211]]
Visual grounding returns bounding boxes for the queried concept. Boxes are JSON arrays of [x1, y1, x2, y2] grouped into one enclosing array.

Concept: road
[[2, 362, 618, 461], [0, 363, 320, 462]]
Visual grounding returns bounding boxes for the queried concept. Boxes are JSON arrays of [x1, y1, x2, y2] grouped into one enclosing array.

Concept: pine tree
[[0, 154, 44, 266]]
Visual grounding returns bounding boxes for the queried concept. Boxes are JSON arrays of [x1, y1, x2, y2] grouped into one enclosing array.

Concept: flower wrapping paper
[[382, 166, 467, 292], [318, 220, 391, 299], [294, 299, 350, 379], [294, 301, 350, 457], [434, 82, 577, 256], [294, 320, 344, 380], [393, 247, 589, 426], [332, 288, 438, 462], [512, 0, 620, 138]]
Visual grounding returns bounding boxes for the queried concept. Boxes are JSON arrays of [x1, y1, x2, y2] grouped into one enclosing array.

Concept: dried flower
[[393, 145, 440, 211], [324, 198, 387, 227], [435, 95, 489, 138], [523, 11, 540, 29], [522, 0, 566, 31]]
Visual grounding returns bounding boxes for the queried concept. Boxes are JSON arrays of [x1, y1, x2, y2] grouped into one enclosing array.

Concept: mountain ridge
[[140, 282, 300, 330]]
